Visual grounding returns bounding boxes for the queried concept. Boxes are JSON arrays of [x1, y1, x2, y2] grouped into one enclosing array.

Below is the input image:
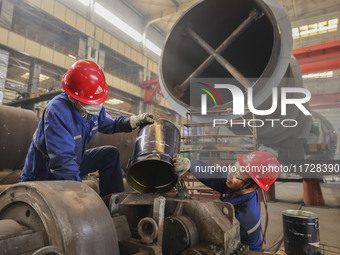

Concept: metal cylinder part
[[0, 219, 26, 238], [137, 217, 158, 244], [32, 246, 63, 255], [159, 0, 312, 145], [82, 179, 99, 193], [127, 119, 181, 193], [0, 179, 98, 197], [0, 181, 119, 255], [0, 105, 137, 171], [0, 105, 38, 170], [0, 170, 22, 184], [163, 216, 199, 255]]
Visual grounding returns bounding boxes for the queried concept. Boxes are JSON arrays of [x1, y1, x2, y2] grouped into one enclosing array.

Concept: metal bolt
[[209, 245, 216, 252], [222, 207, 229, 215]]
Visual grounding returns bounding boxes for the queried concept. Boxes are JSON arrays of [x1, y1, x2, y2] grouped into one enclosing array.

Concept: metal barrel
[[282, 210, 321, 255], [126, 119, 181, 194], [159, 0, 312, 145]]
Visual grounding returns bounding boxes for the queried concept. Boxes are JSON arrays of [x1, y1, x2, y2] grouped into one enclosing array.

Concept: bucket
[[282, 210, 321, 255], [127, 119, 181, 193]]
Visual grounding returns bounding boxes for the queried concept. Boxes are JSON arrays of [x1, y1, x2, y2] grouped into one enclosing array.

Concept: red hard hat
[[62, 59, 109, 105], [237, 151, 280, 191]]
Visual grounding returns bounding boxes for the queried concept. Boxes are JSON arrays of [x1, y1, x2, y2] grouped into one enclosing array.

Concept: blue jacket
[[190, 160, 262, 252], [20, 92, 132, 182]]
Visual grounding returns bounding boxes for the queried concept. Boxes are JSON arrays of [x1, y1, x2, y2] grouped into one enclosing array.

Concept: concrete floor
[[261, 181, 340, 254]]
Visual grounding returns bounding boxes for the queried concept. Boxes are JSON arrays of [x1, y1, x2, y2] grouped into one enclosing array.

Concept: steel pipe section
[[0, 105, 38, 170], [159, 0, 313, 145], [0, 181, 119, 255], [126, 119, 181, 193]]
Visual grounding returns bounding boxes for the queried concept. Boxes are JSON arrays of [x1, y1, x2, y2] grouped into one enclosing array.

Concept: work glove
[[130, 113, 155, 129], [172, 154, 191, 176]]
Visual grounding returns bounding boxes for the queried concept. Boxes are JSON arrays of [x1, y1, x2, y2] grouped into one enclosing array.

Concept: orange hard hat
[[62, 59, 109, 105], [237, 151, 280, 191]]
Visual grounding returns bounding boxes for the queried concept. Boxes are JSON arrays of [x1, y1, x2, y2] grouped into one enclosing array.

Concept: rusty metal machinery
[[0, 181, 268, 255], [0, 108, 270, 255], [109, 193, 248, 255], [0, 182, 119, 255]]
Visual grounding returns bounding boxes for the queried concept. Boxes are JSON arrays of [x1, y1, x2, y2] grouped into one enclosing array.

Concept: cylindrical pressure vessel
[[159, 0, 312, 145]]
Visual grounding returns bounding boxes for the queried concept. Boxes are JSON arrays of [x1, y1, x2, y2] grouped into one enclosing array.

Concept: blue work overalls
[[190, 160, 262, 252], [20, 92, 132, 197]]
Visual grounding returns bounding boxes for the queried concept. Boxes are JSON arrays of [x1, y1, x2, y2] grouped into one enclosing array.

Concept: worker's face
[[226, 161, 249, 190], [69, 96, 102, 116]]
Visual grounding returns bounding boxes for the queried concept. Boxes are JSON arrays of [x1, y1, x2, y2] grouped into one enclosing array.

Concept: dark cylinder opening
[[161, 0, 279, 108]]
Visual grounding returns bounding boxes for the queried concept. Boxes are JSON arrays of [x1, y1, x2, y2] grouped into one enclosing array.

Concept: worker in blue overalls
[[172, 151, 280, 252], [20, 59, 155, 197]]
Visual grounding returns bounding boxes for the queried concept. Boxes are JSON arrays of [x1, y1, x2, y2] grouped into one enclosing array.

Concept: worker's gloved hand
[[130, 113, 155, 129], [172, 154, 191, 176]]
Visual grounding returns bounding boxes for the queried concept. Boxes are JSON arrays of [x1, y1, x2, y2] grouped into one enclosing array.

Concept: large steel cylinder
[[159, 0, 312, 145], [0, 105, 137, 171], [126, 119, 181, 194], [0, 105, 38, 170]]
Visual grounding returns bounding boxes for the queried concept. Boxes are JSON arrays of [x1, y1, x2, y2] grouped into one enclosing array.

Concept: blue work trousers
[[79, 146, 124, 197]]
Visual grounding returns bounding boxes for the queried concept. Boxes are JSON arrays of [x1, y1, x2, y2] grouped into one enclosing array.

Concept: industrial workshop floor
[[261, 180, 340, 254]]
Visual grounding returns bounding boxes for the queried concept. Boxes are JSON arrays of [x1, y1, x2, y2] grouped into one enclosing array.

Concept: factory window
[[292, 19, 339, 39]]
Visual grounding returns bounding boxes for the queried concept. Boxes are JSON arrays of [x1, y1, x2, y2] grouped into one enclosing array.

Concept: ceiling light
[[21, 73, 50, 81], [292, 19, 339, 39], [94, 3, 142, 42], [107, 98, 124, 105], [302, 71, 333, 79], [90, 2, 162, 56], [68, 54, 77, 60]]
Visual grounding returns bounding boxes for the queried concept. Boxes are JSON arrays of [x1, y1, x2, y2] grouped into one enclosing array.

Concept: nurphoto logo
[[190, 78, 312, 128]]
